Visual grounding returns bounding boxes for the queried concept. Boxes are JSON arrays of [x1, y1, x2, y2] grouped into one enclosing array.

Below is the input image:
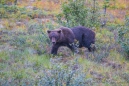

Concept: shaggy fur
[[47, 26, 95, 55]]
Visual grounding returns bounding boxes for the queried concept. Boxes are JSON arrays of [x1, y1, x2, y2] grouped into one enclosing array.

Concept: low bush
[[0, 4, 19, 18], [118, 15, 129, 58], [38, 64, 93, 86], [0, 4, 47, 19]]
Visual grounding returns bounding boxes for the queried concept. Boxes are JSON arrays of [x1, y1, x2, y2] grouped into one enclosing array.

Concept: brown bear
[[47, 26, 95, 55]]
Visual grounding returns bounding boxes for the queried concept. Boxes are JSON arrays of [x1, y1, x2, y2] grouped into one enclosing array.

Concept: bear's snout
[[52, 42, 56, 44], [52, 37, 56, 44]]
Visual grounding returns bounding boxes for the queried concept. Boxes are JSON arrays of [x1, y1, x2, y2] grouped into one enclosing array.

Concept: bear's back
[[71, 26, 95, 44], [59, 27, 75, 43], [71, 26, 95, 36]]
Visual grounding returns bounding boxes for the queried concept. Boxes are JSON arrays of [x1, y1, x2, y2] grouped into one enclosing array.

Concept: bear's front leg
[[51, 44, 60, 55]]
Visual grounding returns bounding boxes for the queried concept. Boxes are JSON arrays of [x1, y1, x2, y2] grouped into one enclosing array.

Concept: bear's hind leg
[[83, 43, 95, 52], [87, 43, 96, 52], [88, 47, 92, 52], [82, 34, 95, 52]]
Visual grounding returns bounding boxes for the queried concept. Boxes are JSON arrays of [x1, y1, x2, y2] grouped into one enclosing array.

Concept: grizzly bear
[[47, 26, 95, 55]]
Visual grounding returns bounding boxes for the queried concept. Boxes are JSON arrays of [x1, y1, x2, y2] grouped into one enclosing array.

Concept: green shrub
[[27, 9, 47, 19], [0, 4, 18, 18], [0, 0, 6, 5], [118, 16, 129, 58], [38, 63, 93, 86], [4, 5, 18, 13], [57, 0, 100, 28], [9, 35, 27, 49], [0, 8, 6, 18], [0, 0, 17, 5]]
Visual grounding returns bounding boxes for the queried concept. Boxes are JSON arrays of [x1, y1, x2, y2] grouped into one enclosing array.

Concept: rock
[[30, 0, 35, 2], [26, 6, 34, 10], [16, 22, 23, 26], [0, 24, 4, 29], [28, 48, 37, 54]]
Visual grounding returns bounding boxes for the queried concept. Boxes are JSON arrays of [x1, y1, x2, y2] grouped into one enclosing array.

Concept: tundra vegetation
[[0, 0, 129, 85]]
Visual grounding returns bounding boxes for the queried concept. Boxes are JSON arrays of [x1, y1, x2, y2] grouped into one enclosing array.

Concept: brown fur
[[47, 26, 95, 55], [47, 27, 75, 55]]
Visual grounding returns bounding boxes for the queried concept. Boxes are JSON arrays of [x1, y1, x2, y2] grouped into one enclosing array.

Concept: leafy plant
[[38, 62, 93, 86], [118, 15, 129, 58], [0, 0, 17, 5], [0, 0, 7, 5], [0, 8, 6, 18], [0, 4, 18, 18], [57, 0, 101, 28]]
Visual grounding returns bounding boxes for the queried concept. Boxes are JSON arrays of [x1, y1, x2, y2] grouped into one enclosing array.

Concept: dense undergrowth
[[0, 0, 129, 86]]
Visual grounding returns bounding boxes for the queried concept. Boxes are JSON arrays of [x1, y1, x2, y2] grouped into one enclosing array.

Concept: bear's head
[[47, 29, 61, 45]]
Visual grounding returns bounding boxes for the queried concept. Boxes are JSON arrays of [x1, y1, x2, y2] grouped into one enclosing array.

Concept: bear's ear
[[57, 30, 61, 33], [47, 30, 51, 34]]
